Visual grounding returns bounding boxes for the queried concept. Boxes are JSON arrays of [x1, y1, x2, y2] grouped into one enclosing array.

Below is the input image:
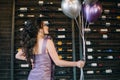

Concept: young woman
[[15, 19, 85, 80]]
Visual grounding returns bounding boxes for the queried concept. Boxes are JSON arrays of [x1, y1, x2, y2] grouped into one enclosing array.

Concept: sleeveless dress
[[28, 37, 54, 80]]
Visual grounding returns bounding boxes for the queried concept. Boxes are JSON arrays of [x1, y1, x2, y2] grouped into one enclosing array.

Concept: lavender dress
[[28, 37, 54, 80]]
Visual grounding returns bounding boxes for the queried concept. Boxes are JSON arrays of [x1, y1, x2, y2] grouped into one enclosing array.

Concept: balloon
[[83, 0, 98, 5], [61, 0, 81, 19], [83, 2, 102, 22]]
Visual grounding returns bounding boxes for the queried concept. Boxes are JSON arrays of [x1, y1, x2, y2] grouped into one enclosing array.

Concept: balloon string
[[78, 10, 86, 61], [75, 11, 86, 80], [80, 68, 84, 80], [75, 17, 85, 80], [75, 18, 86, 60], [85, 18, 88, 29], [75, 18, 82, 37], [81, 11, 86, 61]]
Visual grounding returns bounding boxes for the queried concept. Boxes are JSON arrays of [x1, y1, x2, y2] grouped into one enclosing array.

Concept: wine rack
[[0, 0, 13, 80], [80, 0, 120, 80], [14, 0, 74, 80], [14, 0, 120, 80]]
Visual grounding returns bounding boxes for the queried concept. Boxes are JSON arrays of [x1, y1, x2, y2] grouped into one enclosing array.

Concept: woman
[[16, 19, 85, 80]]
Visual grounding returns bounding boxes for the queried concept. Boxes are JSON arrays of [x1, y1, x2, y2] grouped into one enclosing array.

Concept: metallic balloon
[[83, 0, 98, 5], [83, 2, 102, 22], [61, 0, 81, 19]]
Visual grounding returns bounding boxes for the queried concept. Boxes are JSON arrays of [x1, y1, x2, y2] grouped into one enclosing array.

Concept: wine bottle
[[58, 8, 62, 11], [59, 78, 67, 80], [103, 49, 113, 52], [86, 41, 91, 45], [118, 56, 120, 59], [56, 41, 72, 45], [87, 48, 93, 52], [102, 34, 108, 39], [19, 7, 28, 12], [27, 14, 35, 17], [88, 63, 97, 67], [104, 55, 113, 59], [58, 47, 63, 51], [20, 64, 29, 68], [39, 14, 44, 17], [105, 69, 112, 74], [104, 9, 110, 14], [66, 42, 72, 45], [58, 55, 72, 59], [102, 2, 116, 7], [97, 56, 102, 59], [100, 29, 108, 32], [57, 41, 63, 46], [116, 16, 120, 20], [84, 28, 91, 32], [38, 1, 44, 5], [57, 70, 67, 75], [104, 9, 120, 14], [57, 35, 66, 38], [100, 29, 108, 33], [101, 15, 120, 20], [86, 70, 94, 74], [98, 63, 103, 67], [17, 71, 28, 75], [116, 29, 120, 32], [87, 55, 93, 59], [101, 15, 114, 20], [96, 70, 101, 74], [18, 14, 24, 17], [105, 22, 111, 26], [101, 15, 106, 19], [67, 49, 72, 52], [66, 55, 72, 59], [118, 3, 120, 7], [97, 49, 102, 52], [95, 69, 112, 74], [57, 28, 66, 31], [89, 21, 120, 27]]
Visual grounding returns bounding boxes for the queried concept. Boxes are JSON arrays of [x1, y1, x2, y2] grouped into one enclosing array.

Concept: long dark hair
[[20, 19, 42, 65]]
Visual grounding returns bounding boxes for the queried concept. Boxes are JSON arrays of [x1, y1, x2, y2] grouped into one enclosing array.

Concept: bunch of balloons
[[61, 1, 102, 80], [61, 0, 102, 22]]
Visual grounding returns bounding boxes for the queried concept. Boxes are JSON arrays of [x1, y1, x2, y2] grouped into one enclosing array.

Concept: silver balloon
[[83, 0, 98, 5], [61, 0, 81, 19]]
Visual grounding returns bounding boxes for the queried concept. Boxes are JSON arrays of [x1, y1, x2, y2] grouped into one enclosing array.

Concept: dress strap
[[41, 38, 48, 54], [42, 35, 52, 53]]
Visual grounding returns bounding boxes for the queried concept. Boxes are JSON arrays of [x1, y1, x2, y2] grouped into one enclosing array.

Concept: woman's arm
[[46, 39, 85, 68], [15, 48, 26, 60]]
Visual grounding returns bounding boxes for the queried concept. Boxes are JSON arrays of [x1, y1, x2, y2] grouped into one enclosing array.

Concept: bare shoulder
[[46, 39, 55, 47], [47, 39, 53, 42]]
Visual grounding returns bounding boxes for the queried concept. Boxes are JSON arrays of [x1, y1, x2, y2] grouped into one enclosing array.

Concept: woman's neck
[[37, 34, 44, 40]]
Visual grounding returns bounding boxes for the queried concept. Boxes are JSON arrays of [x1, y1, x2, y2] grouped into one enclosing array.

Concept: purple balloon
[[83, 0, 98, 5], [83, 2, 102, 22]]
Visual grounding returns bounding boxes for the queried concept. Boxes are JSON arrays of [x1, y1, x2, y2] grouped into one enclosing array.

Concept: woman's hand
[[15, 48, 26, 60], [76, 60, 85, 68], [31, 59, 34, 69]]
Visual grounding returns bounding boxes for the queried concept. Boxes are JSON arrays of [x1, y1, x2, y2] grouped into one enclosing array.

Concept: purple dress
[[28, 37, 54, 80]]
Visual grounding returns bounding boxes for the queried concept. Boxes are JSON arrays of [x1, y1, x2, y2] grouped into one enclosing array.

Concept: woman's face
[[38, 29, 44, 38], [38, 21, 49, 37], [42, 21, 49, 34]]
